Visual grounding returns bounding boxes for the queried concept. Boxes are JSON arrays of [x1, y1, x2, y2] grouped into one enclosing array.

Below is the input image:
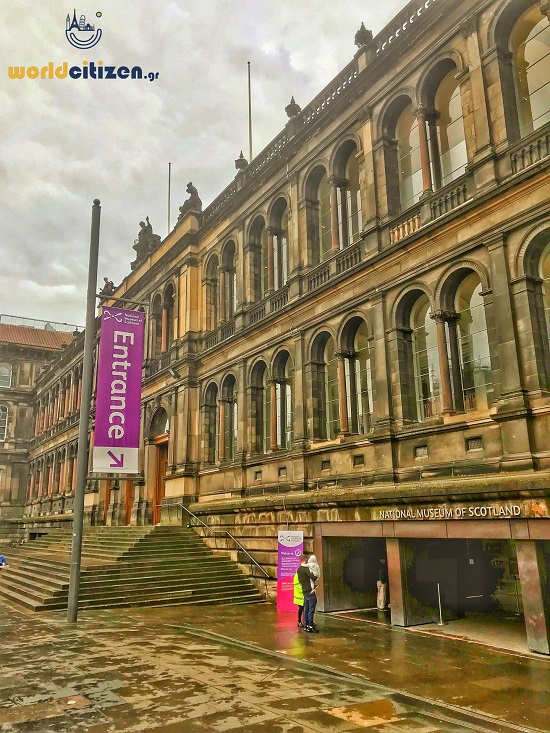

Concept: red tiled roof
[[0, 324, 74, 350]]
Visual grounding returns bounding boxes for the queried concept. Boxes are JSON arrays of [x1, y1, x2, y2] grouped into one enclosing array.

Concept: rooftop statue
[[131, 216, 162, 269], [99, 277, 116, 297], [177, 181, 202, 223]]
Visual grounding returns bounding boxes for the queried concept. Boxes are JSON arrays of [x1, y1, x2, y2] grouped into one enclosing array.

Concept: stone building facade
[[18, 0, 550, 652]]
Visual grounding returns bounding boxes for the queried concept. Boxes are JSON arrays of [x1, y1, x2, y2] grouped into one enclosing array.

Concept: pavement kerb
[[170, 623, 540, 733]]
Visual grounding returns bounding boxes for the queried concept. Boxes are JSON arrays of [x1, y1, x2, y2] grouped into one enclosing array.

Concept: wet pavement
[[0, 599, 548, 733]]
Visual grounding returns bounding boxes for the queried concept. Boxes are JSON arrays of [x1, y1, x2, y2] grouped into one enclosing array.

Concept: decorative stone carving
[[354, 22, 373, 47], [460, 14, 478, 39], [177, 182, 203, 223], [541, 1, 550, 21], [235, 151, 248, 170], [131, 216, 161, 269], [285, 96, 301, 119], [99, 277, 115, 297]]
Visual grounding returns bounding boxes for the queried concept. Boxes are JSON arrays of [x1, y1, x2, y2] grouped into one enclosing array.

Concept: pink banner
[[92, 307, 145, 474], [277, 530, 303, 612]]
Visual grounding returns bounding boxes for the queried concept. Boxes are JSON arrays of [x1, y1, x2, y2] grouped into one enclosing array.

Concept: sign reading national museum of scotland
[[373, 498, 548, 521], [92, 308, 145, 474]]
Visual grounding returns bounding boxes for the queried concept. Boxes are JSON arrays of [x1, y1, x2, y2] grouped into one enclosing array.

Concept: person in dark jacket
[[297, 555, 318, 632]]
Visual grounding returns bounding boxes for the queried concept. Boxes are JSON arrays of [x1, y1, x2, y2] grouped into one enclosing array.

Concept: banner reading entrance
[[277, 530, 303, 612], [92, 308, 145, 474]]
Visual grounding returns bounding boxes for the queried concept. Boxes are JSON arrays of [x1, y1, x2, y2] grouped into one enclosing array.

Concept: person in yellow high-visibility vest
[[293, 569, 304, 627]]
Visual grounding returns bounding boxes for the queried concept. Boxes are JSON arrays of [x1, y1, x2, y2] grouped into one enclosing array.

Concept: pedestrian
[[377, 557, 388, 610], [0, 555, 7, 570], [307, 554, 320, 587], [297, 554, 319, 632], [293, 569, 304, 627]]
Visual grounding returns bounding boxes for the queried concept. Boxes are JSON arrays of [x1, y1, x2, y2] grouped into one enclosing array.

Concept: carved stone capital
[[460, 14, 478, 39]]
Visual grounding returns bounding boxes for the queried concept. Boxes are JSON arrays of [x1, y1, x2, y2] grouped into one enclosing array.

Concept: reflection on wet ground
[[0, 600, 548, 732]]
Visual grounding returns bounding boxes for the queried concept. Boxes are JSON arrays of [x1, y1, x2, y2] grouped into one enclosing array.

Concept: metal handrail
[[169, 503, 271, 595]]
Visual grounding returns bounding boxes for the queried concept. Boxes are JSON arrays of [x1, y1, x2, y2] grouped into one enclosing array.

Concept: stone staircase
[[0, 526, 265, 612]]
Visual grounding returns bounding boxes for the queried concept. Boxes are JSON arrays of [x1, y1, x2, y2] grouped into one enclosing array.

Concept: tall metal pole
[[247, 61, 253, 162], [168, 162, 171, 234], [67, 199, 101, 624]]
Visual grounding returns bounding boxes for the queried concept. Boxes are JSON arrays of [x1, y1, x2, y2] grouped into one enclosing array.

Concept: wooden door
[[153, 441, 168, 524], [124, 480, 133, 525]]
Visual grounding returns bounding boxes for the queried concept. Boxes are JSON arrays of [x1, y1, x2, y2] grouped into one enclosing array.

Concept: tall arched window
[[271, 199, 289, 291], [311, 333, 339, 439], [541, 241, 550, 343], [249, 217, 268, 302], [0, 363, 12, 389], [428, 65, 468, 187], [205, 255, 220, 331], [396, 104, 422, 210], [151, 294, 163, 356], [222, 375, 238, 461], [273, 350, 293, 449], [342, 319, 374, 434], [334, 142, 363, 248], [204, 383, 219, 463], [510, 6, 550, 137], [250, 361, 270, 453], [163, 284, 175, 349], [0, 404, 7, 441], [221, 241, 237, 319], [305, 166, 331, 265], [455, 274, 493, 411], [411, 296, 440, 420]]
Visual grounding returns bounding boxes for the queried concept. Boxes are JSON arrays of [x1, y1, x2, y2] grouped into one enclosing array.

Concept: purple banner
[[92, 308, 145, 474], [277, 530, 303, 612]]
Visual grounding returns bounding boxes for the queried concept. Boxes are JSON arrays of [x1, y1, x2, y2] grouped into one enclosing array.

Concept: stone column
[[430, 311, 454, 414], [336, 353, 349, 435], [270, 380, 278, 450], [516, 540, 550, 655], [446, 313, 464, 411], [328, 177, 341, 251], [414, 108, 433, 194], [219, 267, 227, 321], [386, 538, 407, 626]]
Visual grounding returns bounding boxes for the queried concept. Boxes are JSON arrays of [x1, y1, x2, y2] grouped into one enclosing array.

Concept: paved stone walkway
[[0, 600, 547, 732]]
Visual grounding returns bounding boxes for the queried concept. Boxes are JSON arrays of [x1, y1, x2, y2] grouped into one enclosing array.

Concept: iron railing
[[167, 502, 271, 595]]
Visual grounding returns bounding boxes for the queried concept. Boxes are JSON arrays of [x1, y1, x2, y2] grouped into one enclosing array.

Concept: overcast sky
[[1, 1, 408, 328]]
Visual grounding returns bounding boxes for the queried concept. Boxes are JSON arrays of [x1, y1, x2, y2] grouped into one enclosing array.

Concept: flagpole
[[168, 162, 171, 234], [67, 199, 101, 624], [248, 61, 253, 162]]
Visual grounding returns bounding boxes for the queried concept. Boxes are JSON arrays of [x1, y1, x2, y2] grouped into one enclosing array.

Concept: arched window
[[271, 199, 289, 291], [311, 333, 339, 439], [204, 384, 219, 463], [205, 255, 219, 331], [249, 217, 268, 302], [163, 284, 175, 349], [221, 375, 238, 461], [0, 363, 12, 389], [273, 351, 293, 449], [411, 296, 440, 420], [221, 241, 237, 319], [342, 320, 374, 434], [428, 65, 468, 187], [250, 361, 270, 453], [455, 274, 494, 411], [396, 104, 422, 210], [0, 404, 7, 441], [510, 6, 550, 137], [151, 294, 163, 356], [333, 142, 363, 248], [305, 166, 331, 265], [541, 241, 550, 344]]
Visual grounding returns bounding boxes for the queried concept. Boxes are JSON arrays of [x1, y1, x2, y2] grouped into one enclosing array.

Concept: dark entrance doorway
[[322, 536, 387, 612], [150, 407, 170, 526]]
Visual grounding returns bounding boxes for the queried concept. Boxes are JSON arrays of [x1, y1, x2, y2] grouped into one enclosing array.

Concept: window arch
[[163, 283, 175, 349], [411, 296, 441, 420], [423, 60, 468, 188], [305, 165, 331, 265], [0, 404, 7, 441], [395, 100, 422, 211], [333, 141, 363, 248], [204, 383, 219, 464], [205, 255, 220, 331], [311, 333, 339, 439], [250, 361, 270, 453], [149, 406, 169, 439], [270, 199, 289, 290], [151, 293, 163, 356], [221, 241, 237, 319], [341, 318, 374, 434], [273, 350, 293, 449], [221, 375, 238, 461], [510, 6, 550, 137], [0, 363, 12, 389]]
